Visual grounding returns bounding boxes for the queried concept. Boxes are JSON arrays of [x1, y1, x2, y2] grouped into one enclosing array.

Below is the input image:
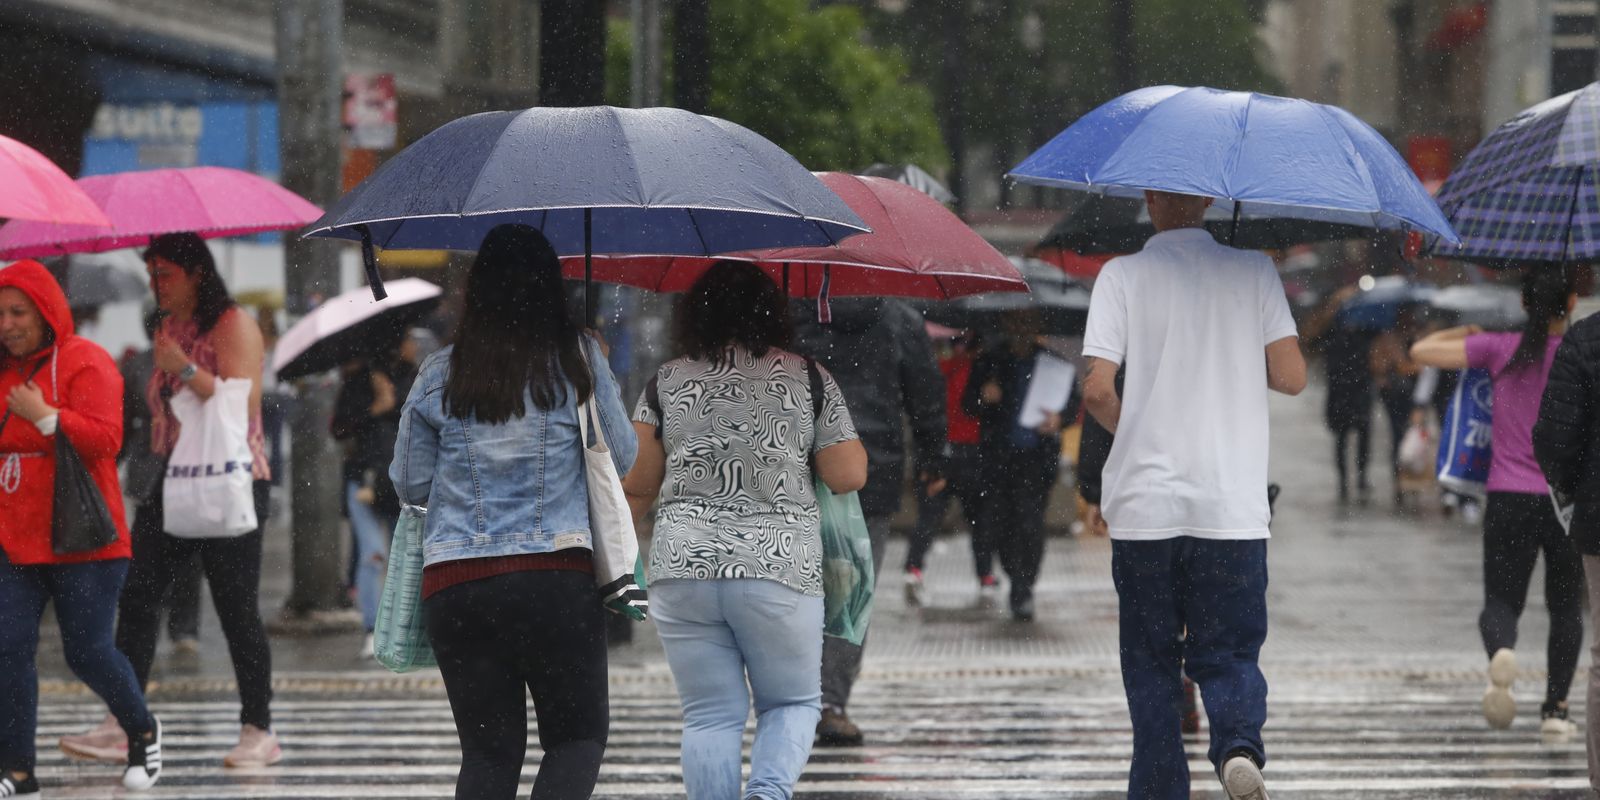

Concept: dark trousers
[[0, 551, 153, 774], [980, 446, 1058, 603], [1481, 492, 1586, 709], [821, 515, 892, 710], [1332, 419, 1371, 493], [1379, 387, 1411, 489], [425, 570, 610, 800], [1112, 538, 1269, 800], [117, 479, 274, 729], [905, 443, 987, 576], [163, 550, 203, 642]]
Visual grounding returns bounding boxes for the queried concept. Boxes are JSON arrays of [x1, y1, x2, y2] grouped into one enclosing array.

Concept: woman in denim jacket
[[390, 224, 637, 800]]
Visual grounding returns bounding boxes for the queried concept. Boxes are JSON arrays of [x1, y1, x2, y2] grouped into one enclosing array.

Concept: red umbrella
[[0, 135, 109, 227], [559, 173, 1026, 300], [0, 166, 321, 260]]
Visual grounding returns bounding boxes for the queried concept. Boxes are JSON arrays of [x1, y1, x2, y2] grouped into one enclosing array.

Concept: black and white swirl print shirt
[[633, 347, 859, 596]]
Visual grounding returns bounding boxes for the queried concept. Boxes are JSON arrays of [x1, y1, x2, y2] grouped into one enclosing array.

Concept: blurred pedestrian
[[1082, 190, 1305, 800], [1370, 305, 1425, 506], [789, 296, 944, 746], [60, 232, 279, 768], [1413, 267, 1583, 738], [390, 224, 636, 800], [0, 260, 163, 794], [1534, 284, 1600, 781], [964, 309, 1076, 622], [903, 330, 989, 607], [1302, 285, 1374, 503], [623, 260, 866, 799]]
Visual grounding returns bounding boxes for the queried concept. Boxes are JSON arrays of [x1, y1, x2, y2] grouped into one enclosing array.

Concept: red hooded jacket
[[0, 260, 131, 564]]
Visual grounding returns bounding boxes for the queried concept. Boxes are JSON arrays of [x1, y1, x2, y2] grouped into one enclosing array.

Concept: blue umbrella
[[1335, 276, 1436, 331], [1007, 86, 1459, 243], [305, 106, 870, 307]]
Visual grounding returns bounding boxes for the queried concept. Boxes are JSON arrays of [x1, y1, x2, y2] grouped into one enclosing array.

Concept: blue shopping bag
[[1436, 368, 1493, 498]]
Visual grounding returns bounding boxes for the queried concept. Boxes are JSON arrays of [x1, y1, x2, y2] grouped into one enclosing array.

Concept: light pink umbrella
[[0, 135, 110, 227], [0, 166, 321, 260]]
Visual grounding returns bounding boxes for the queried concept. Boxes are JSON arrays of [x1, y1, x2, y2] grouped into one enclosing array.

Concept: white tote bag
[[162, 378, 259, 538], [577, 398, 646, 619]]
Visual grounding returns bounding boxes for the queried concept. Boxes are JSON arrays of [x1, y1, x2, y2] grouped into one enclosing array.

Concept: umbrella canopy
[[559, 173, 1024, 300], [1431, 83, 1600, 265], [860, 163, 956, 204], [306, 106, 868, 256], [1336, 276, 1436, 331], [1430, 284, 1526, 329], [272, 278, 442, 380], [1037, 193, 1373, 255], [0, 135, 109, 227], [0, 167, 322, 260], [1008, 85, 1458, 243], [63, 259, 148, 307], [921, 257, 1091, 336]]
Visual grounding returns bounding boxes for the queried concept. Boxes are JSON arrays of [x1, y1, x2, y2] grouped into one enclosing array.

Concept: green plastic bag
[[816, 475, 874, 645], [373, 505, 436, 672]]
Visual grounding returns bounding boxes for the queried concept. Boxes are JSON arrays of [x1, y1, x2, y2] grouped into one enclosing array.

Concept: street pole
[[275, 0, 350, 622], [673, 0, 710, 113]]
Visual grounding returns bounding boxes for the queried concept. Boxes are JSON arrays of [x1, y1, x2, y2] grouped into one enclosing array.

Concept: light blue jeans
[[652, 578, 824, 800], [346, 479, 394, 632]]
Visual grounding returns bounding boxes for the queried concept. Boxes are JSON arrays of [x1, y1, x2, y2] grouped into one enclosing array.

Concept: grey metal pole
[[275, 0, 351, 621]]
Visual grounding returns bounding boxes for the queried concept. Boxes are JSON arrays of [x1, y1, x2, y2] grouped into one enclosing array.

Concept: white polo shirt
[[1081, 228, 1298, 541]]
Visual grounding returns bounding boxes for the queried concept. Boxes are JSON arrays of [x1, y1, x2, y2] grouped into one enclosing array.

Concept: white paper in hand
[[1550, 482, 1576, 535], [1018, 352, 1077, 430]]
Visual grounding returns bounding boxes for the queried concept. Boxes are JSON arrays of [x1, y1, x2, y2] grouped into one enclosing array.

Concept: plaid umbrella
[[1432, 83, 1600, 264]]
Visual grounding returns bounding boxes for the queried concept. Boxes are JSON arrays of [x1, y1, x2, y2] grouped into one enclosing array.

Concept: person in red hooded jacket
[[0, 260, 164, 796]]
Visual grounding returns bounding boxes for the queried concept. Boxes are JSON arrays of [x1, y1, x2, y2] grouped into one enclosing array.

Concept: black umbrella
[[920, 257, 1091, 336], [64, 259, 148, 307], [1036, 194, 1373, 255]]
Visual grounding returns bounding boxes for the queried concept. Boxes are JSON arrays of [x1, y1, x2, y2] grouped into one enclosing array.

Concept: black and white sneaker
[[0, 773, 40, 798], [122, 717, 162, 791]]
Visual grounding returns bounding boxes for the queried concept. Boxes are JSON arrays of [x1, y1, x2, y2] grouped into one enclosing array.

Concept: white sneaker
[[358, 633, 375, 659], [903, 570, 927, 607], [1541, 710, 1580, 742], [1220, 754, 1269, 800], [1483, 647, 1516, 729], [122, 716, 162, 791]]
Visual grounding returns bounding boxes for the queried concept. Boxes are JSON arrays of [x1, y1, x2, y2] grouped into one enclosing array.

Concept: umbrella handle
[[1229, 201, 1240, 247], [817, 264, 832, 324], [358, 225, 388, 301]]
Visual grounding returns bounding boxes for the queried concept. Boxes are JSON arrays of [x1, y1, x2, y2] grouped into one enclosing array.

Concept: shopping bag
[[1397, 418, 1434, 478], [162, 379, 258, 537], [373, 505, 436, 672], [579, 398, 647, 621], [51, 429, 119, 555], [1436, 368, 1493, 498], [817, 475, 874, 645]]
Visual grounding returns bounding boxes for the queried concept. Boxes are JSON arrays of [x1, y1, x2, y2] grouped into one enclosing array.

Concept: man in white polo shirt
[[1081, 190, 1306, 800]]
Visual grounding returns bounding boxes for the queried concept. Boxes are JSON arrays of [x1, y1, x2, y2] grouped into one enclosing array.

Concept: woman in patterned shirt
[[624, 261, 866, 799]]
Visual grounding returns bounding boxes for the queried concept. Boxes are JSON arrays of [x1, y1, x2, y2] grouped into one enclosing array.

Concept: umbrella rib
[[685, 208, 711, 255]]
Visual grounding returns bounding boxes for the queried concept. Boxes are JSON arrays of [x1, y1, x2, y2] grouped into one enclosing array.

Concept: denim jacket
[[389, 336, 638, 567]]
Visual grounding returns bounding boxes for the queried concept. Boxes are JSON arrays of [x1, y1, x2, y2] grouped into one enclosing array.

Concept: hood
[[0, 260, 74, 349]]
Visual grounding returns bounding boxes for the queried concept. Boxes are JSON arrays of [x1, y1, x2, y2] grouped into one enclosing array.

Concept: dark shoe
[[0, 773, 39, 799], [1181, 676, 1202, 735], [1010, 593, 1035, 622], [816, 708, 863, 747]]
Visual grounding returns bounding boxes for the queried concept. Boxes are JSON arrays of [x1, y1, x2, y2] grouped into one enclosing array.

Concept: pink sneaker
[[223, 724, 282, 768], [59, 713, 128, 763]]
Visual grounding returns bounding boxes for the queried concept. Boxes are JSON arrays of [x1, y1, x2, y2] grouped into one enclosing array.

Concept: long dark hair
[[1505, 266, 1575, 373], [444, 224, 592, 423], [675, 261, 791, 366], [144, 232, 233, 333]]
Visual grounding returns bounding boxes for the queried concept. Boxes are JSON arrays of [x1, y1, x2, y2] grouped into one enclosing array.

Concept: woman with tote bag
[[389, 224, 637, 800], [0, 260, 163, 795], [59, 233, 280, 769], [622, 261, 867, 800]]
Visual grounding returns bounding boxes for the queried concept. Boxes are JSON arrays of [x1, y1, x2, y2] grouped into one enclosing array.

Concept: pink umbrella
[[0, 166, 321, 260], [0, 135, 110, 227], [559, 173, 1026, 300]]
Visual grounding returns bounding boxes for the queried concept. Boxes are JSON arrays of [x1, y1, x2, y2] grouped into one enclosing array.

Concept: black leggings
[[117, 479, 274, 728], [1481, 492, 1586, 709], [425, 569, 609, 800]]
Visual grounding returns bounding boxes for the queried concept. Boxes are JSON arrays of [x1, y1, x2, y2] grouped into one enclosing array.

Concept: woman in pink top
[[1412, 267, 1582, 740]]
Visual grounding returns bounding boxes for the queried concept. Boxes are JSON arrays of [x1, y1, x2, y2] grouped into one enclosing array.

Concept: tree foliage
[[607, 0, 948, 172]]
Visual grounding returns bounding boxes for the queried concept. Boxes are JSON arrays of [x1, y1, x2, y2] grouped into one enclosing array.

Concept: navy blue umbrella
[[305, 106, 870, 310], [1007, 86, 1458, 243]]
